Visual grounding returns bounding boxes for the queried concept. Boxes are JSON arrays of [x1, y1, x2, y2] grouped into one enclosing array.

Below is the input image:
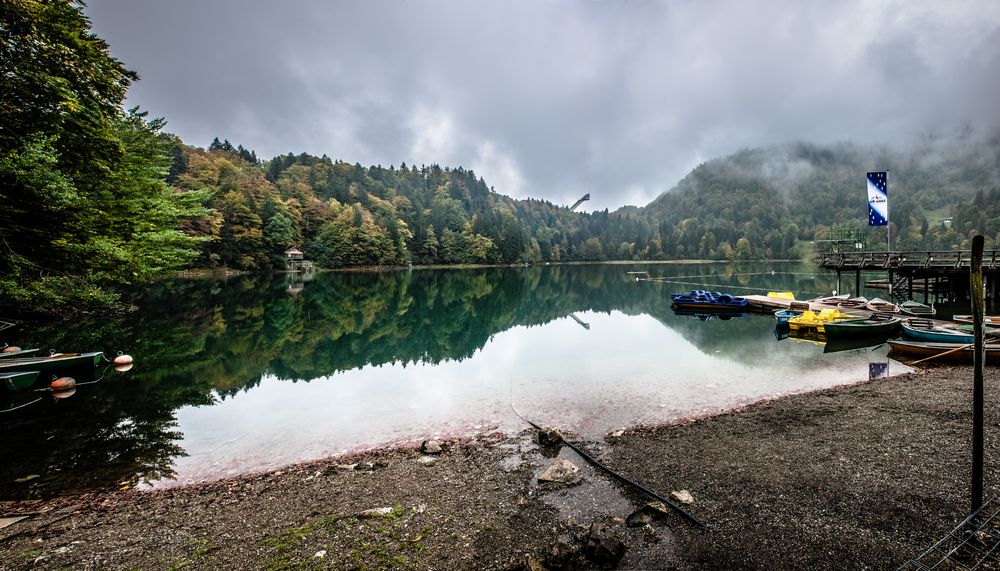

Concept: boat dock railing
[[819, 250, 1000, 272]]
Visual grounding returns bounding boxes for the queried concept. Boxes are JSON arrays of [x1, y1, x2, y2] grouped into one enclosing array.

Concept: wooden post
[[971, 235, 985, 514]]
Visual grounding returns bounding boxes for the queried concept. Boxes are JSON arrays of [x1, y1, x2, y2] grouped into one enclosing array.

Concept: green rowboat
[[822, 314, 901, 338], [0, 352, 104, 374]]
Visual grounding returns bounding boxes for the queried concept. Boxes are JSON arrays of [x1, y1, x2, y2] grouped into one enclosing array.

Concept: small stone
[[336, 464, 357, 471], [609, 429, 625, 438], [538, 459, 579, 483], [642, 523, 657, 536], [583, 523, 626, 569], [516, 496, 528, 505], [422, 440, 444, 454], [538, 427, 564, 447], [314, 550, 327, 558], [670, 490, 695, 505], [417, 455, 439, 466], [626, 509, 655, 528]]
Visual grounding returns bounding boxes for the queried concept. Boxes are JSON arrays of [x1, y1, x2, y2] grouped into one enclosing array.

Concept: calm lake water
[[1, 262, 917, 498]]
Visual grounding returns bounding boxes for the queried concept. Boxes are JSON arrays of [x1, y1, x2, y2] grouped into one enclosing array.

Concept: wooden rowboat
[[866, 297, 900, 314], [899, 301, 936, 317], [888, 339, 1000, 365], [952, 315, 1000, 327]]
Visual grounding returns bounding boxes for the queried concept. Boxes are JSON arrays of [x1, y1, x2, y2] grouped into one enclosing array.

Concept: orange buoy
[[52, 388, 77, 399], [114, 363, 134, 373], [50, 376, 76, 391], [113, 352, 133, 365], [2, 345, 20, 353]]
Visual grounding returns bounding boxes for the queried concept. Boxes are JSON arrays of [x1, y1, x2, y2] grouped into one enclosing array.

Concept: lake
[[1, 262, 916, 498]]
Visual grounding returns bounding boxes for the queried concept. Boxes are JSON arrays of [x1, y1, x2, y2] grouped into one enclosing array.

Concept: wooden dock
[[818, 250, 1000, 304]]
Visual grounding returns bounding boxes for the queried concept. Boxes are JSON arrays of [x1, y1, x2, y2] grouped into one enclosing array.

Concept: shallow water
[[0, 262, 913, 497]]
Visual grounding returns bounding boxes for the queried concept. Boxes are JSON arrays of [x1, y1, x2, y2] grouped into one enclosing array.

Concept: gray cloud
[[86, 0, 1000, 211]]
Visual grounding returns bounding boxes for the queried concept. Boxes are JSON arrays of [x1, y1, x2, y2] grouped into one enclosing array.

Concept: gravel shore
[[1, 365, 997, 570]]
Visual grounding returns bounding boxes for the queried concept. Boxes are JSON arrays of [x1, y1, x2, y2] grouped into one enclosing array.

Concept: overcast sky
[[85, 0, 1000, 211]]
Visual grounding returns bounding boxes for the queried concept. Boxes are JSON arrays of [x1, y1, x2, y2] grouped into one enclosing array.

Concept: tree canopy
[[0, 0, 205, 311]]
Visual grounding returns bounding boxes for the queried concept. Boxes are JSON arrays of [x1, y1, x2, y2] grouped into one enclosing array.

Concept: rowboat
[[952, 315, 1000, 327], [901, 319, 973, 344], [0, 352, 104, 373], [899, 301, 936, 317], [866, 297, 900, 313], [837, 296, 869, 309], [774, 301, 810, 323], [822, 314, 901, 338], [888, 339, 1000, 365], [813, 294, 850, 305], [670, 290, 749, 311], [0, 370, 40, 391]]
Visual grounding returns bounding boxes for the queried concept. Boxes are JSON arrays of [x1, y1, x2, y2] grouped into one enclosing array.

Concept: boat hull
[[823, 317, 901, 338], [888, 340, 1000, 364], [901, 321, 974, 344], [0, 352, 104, 374]]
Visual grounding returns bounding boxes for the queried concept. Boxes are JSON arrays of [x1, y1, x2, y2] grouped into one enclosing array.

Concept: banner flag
[[867, 171, 888, 227]]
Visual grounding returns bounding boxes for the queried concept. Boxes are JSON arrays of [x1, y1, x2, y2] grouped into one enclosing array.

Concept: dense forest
[[171, 135, 1000, 273], [1, 1, 998, 312]]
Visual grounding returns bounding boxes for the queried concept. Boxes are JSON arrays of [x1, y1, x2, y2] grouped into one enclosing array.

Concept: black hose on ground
[[511, 402, 706, 528]]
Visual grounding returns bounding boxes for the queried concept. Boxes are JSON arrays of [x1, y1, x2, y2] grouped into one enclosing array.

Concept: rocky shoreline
[[1, 365, 997, 570]]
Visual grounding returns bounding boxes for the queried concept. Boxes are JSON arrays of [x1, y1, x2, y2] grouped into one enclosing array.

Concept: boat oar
[[904, 332, 1000, 366], [510, 401, 706, 528]]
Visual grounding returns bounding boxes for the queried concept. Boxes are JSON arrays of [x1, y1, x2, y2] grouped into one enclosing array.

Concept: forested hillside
[[171, 134, 1000, 272], [642, 136, 1000, 259], [167, 139, 657, 269]]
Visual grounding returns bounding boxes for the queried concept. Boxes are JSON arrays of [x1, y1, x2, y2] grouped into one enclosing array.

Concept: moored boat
[[0, 352, 105, 374], [822, 314, 901, 338], [0, 370, 40, 391], [901, 319, 973, 344], [837, 296, 869, 309], [775, 301, 811, 323], [866, 297, 900, 313], [899, 300, 936, 317], [813, 294, 850, 305], [888, 339, 1000, 365], [951, 315, 1000, 327], [670, 290, 749, 311]]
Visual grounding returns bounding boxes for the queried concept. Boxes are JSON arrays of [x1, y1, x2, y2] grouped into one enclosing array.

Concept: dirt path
[[1, 366, 996, 570]]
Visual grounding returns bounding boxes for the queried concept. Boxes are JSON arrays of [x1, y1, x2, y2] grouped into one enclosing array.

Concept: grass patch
[[260, 505, 433, 570]]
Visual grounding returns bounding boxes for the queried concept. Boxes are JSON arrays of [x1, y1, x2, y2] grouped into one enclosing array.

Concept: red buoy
[[114, 363, 134, 373], [2, 345, 20, 353], [113, 352, 133, 365], [50, 376, 76, 391]]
